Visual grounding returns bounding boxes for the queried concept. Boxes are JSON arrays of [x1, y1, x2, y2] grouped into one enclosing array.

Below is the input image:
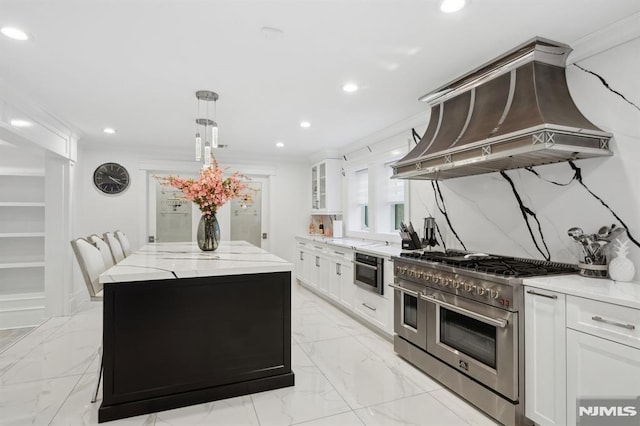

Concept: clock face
[[93, 162, 130, 194]]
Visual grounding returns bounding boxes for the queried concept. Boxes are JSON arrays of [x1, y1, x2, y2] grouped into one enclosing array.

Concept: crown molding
[[568, 11, 640, 65]]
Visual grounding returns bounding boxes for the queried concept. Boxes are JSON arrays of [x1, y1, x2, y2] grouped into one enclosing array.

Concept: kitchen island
[[97, 241, 294, 423]]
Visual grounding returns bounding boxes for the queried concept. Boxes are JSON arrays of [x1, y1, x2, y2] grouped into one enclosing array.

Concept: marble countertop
[[295, 235, 404, 259], [524, 275, 640, 310], [100, 241, 293, 284]]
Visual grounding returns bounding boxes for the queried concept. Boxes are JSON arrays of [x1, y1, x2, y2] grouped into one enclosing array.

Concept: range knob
[[443, 279, 451, 287], [489, 289, 500, 299], [476, 287, 486, 296], [464, 283, 475, 293], [452, 280, 461, 289]]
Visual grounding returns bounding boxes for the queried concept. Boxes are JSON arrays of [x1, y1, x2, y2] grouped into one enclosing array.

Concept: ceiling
[[2, 0, 639, 163]]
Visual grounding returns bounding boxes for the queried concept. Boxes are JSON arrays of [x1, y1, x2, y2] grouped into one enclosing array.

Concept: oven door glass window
[[403, 293, 418, 329], [355, 264, 376, 287], [439, 308, 497, 369]]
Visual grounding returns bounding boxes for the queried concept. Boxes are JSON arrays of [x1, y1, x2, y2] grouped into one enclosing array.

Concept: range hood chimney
[[392, 37, 612, 180]]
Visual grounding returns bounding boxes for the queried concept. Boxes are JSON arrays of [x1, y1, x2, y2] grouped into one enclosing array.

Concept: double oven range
[[391, 251, 577, 426]]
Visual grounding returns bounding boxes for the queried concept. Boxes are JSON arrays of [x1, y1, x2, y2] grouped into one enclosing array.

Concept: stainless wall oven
[[353, 251, 384, 295]]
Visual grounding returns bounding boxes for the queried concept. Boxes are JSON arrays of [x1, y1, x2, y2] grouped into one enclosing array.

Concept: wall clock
[[93, 162, 130, 194]]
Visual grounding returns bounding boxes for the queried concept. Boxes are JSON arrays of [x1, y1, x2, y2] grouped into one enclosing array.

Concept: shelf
[[0, 232, 45, 238], [0, 262, 45, 269], [0, 168, 45, 177], [0, 202, 45, 207]]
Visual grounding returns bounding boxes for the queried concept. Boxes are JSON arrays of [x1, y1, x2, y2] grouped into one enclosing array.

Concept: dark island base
[[98, 271, 293, 423], [98, 372, 295, 422]]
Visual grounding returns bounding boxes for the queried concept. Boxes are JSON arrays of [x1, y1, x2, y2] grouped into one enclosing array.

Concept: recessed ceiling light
[[439, 0, 467, 13], [103, 128, 117, 134], [300, 121, 311, 128], [1, 27, 29, 41], [343, 83, 359, 93], [275, 142, 285, 148], [10, 119, 32, 128]]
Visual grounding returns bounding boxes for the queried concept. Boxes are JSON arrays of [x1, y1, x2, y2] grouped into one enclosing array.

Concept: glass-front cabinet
[[311, 159, 341, 213]]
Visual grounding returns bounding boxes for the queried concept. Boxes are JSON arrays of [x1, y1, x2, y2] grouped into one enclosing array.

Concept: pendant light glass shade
[[194, 90, 220, 167]]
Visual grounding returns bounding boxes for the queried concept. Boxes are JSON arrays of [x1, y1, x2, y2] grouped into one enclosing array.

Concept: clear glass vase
[[197, 214, 220, 251]]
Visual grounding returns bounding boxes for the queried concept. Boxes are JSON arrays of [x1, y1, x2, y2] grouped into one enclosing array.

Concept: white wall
[[72, 146, 308, 263], [409, 37, 640, 276]]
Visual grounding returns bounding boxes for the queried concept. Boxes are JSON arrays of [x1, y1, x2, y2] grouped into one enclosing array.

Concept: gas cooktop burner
[[400, 250, 578, 278]]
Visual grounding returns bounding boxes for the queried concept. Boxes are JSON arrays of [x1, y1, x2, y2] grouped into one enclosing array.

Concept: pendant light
[[194, 90, 219, 168]]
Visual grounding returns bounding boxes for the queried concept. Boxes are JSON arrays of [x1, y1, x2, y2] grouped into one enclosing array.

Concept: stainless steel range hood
[[392, 37, 612, 180]]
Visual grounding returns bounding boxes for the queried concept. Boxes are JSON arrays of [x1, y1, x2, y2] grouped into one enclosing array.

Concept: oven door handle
[[420, 294, 508, 328], [388, 283, 421, 298], [353, 260, 378, 271]]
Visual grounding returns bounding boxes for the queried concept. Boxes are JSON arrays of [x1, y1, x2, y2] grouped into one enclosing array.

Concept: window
[[386, 162, 405, 231], [356, 169, 369, 230]]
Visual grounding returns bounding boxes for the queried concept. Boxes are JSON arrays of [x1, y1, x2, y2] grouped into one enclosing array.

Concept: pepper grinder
[[422, 216, 439, 249]]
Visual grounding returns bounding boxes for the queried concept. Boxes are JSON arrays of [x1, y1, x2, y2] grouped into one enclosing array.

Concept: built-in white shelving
[[0, 232, 45, 238], [0, 202, 46, 207], [0, 262, 46, 269], [0, 160, 46, 329]]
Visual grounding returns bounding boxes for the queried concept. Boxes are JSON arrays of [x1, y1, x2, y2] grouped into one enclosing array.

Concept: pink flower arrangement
[[157, 159, 248, 216]]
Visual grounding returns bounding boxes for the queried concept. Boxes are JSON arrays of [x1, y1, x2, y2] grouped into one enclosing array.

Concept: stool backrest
[[103, 231, 125, 263], [71, 238, 105, 298], [88, 234, 115, 268], [114, 230, 132, 257]]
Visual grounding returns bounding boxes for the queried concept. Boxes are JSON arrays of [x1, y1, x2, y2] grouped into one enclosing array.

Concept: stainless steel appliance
[[391, 251, 577, 426], [354, 251, 384, 295], [391, 38, 612, 181]]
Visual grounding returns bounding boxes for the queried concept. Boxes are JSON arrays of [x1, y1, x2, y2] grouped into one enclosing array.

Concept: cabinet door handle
[[315, 256, 320, 267], [591, 316, 636, 330], [526, 290, 558, 300], [336, 263, 341, 276], [314, 246, 323, 250], [300, 251, 304, 261], [362, 302, 377, 311]]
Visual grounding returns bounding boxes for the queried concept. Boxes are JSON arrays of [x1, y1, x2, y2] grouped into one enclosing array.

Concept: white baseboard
[[0, 292, 46, 330]]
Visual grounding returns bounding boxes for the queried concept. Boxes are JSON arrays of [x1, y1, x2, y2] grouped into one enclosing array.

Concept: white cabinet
[[524, 288, 566, 426], [295, 241, 306, 282], [311, 159, 341, 213], [524, 284, 640, 426], [354, 286, 390, 332], [566, 329, 640, 425], [327, 248, 355, 308]]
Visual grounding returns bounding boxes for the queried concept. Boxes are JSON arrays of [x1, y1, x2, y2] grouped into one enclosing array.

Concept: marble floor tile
[[50, 370, 155, 426], [300, 336, 427, 409], [354, 393, 469, 425], [0, 375, 82, 426], [429, 389, 499, 426], [1, 327, 100, 385], [313, 303, 373, 337], [295, 410, 365, 425], [155, 396, 258, 426], [251, 364, 351, 425], [292, 309, 352, 344], [354, 333, 442, 392], [0, 327, 34, 354]]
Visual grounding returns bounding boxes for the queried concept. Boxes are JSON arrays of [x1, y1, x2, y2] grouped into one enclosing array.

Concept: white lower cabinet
[[566, 329, 640, 426], [338, 262, 355, 310], [354, 285, 389, 331], [524, 285, 640, 426], [524, 288, 566, 426]]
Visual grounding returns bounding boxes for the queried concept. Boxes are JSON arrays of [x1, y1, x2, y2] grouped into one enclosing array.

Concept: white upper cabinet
[[311, 159, 341, 214]]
